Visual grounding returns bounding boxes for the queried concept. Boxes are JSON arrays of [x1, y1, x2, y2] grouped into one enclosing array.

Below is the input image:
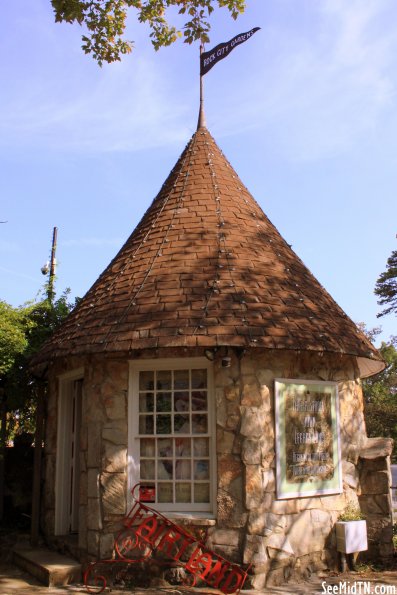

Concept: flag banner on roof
[[200, 27, 260, 77]]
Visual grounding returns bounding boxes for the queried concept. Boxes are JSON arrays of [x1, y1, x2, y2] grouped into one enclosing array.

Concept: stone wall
[[210, 349, 369, 589], [81, 358, 129, 559], [358, 437, 394, 562], [43, 348, 388, 589]]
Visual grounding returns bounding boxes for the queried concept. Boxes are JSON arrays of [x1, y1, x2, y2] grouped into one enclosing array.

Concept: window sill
[[123, 510, 216, 530], [164, 514, 216, 527]]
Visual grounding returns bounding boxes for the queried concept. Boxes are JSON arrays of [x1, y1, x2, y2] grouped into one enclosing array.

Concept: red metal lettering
[[220, 568, 244, 595], [195, 552, 213, 578], [186, 549, 213, 578], [172, 535, 192, 562], [204, 559, 230, 588], [85, 485, 249, 595], [158, 528, 184, 558], [123, 502, 145, 528], [152, 519, 169, 547], [185, 546, 202, 573], [135, 516, 158, 544]]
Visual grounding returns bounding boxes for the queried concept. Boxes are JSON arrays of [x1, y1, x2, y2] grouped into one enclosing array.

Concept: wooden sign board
[[275, 379, 342, 499]]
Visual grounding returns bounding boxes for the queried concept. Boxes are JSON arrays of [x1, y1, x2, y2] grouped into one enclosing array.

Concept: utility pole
[[31, 226, 58, 544], [48, 226, 58, 303]]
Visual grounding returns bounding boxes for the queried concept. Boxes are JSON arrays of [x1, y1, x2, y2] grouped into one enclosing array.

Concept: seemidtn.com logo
[[321, 581, 397, 595]]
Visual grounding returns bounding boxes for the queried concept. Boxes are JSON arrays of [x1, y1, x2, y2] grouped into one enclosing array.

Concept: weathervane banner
[[200, 27, 260, 76]]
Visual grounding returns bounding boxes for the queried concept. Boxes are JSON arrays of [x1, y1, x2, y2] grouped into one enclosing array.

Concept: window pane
[[141, 439, 155, 457], [176, 460, 191, 480], [139, 371, 154, 391], [139, 415, 154, 434], [194, 460, 209, 480], [174, 415, 190, 434], [156, 392, 171, 412], [157, 370, 171, 390], [192, 391, 207, 411], [192, 369, 207, 389], [192, 414, 207, 434], [139, 393, 154, 412], [158, 438, 172, 457], [194, 483, 210, 503], [156, 415, 171, 434], [158, 483, 173, 503], [158, 459, 173, 480], [174, 392, 189, 412], [140, 460, 155, 480], [193, 438, 209, 457], [176, 483, 191, 503], [174, 369, 189, 390], [175, 438, 191, 457]]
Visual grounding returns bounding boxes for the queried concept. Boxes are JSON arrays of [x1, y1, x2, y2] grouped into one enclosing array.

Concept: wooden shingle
[[33, 126, 383, 376]]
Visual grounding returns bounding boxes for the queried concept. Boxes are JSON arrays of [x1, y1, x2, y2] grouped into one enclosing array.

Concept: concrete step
[[12, 547, 82, 587]]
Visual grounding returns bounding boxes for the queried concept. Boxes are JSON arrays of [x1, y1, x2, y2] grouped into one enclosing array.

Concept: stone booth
[[33, 124, 392, 590]]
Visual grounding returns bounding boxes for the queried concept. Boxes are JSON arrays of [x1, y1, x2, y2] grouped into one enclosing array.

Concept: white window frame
[[128, 357, 216, 517]]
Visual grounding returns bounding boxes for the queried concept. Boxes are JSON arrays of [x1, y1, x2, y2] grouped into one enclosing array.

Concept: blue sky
[[1, 0, 396, 345]]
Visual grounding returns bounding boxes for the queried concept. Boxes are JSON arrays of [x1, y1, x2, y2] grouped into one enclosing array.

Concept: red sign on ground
[[84, 484, 250, 594]]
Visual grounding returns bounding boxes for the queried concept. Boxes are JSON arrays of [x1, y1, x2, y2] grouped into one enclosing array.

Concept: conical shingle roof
[[34, 126, 383, 377]]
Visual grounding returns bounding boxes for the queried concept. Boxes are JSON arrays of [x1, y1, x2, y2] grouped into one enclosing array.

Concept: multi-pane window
[[129, 359, 214, 513]]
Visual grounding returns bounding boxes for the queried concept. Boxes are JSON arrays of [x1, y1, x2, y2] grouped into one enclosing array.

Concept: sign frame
[[275, 378, 342, 499]]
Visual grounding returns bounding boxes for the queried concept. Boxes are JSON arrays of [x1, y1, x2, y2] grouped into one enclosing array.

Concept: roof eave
[[356, 355, 386, 378], [30, 338, 385, 380]]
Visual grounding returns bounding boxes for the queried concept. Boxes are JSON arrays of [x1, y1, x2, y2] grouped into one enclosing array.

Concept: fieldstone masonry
[[42, 348, 393, 589], [358, 437, 394, 562], [211, 349, 363, 588]]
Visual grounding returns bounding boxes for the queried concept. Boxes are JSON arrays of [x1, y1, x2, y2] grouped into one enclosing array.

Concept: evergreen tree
[[375, 248, 397, 318]]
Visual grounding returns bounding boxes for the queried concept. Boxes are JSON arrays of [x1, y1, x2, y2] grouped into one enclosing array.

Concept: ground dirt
[[1, 527, 397, 594]]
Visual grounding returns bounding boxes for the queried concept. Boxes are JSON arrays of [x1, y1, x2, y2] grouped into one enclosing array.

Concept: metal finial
[[197, 44, 207, 129]]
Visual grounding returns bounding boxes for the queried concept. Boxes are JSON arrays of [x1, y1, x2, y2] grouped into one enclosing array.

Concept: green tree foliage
[[375, 248, 397, 318], [51, 0, 246, 65], [362, 335, 397, 461], [0, 290, 76, 440], [0, 303, 30, 378]]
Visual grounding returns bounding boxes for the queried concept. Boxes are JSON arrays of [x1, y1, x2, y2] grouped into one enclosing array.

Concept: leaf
[[51, 0, 246, 63]]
